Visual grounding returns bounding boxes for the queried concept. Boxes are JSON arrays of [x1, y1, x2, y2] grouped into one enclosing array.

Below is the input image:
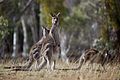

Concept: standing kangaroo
[[35, 12, 61, 71], [4, 13, 61, 71], [23, 26, 50, 70], [4, 26, 50, 71]]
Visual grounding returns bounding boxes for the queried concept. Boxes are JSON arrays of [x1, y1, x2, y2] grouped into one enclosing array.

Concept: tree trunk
[[29, 1, 40, 43], [104, 0, 120, 61], [21, 16, 28, 57], [105, 0, 120, 48], [12, 27, 19, 57]]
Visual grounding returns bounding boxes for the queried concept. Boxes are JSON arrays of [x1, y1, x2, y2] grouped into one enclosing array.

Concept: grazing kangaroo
[[35, 12, 61, 71], [77, 48, 99, 69], [89, 49, 109, 71], [77, 48, 109, 70]]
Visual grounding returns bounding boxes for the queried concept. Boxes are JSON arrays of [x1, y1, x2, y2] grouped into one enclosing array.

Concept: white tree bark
[[60, 32, 71, 64], [21, 16, 28, 57], [12, 27, 19, 57]]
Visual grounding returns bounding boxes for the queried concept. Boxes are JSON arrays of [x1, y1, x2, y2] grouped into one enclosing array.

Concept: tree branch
[[14, 0, 33, 22], [0, 0, 4, 4]]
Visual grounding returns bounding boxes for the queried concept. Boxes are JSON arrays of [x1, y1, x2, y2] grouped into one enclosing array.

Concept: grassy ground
[[0, 59, 120, 80]]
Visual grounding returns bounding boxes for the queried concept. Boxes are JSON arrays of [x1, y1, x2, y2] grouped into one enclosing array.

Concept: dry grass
[[0, 59, 120, 80]]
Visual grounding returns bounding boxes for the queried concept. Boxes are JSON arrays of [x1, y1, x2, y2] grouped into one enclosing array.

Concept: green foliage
[[0, 16, 8, 26], [72, 6, 89, 21], [105, 0, 120, 30], [100, 25, 109, 43], [0, 0, 20, 20], [40, 0, 67, 28], [63, 4, 95, 51], [0, 16, 9, 39], [64, 5, 89, 33]]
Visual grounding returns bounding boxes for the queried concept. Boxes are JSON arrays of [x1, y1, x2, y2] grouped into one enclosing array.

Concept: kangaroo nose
[[55, 21, 57, 23]]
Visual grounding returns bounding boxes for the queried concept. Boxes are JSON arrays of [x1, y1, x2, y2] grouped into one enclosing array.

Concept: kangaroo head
[[50, 12, 60, 25]]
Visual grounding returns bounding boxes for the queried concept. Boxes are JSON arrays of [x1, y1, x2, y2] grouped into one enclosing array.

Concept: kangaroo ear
[[42, 26, 46, 31], [56, 12, 60, 17], [50, 13, 54, 17], [42, 26, 50, 37], [45, 26, 50, 33], [41, 26, 45, 36], [42, 26, 49, 31]]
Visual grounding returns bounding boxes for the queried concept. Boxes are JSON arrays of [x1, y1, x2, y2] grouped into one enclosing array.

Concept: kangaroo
[[23, 26, 50, 70], [35, 12, 61, 71], [77, 48, 99, 69], [89, 49, 109, 71], [4, 13, 61, 71], [4, 26, 50, 71], [77, 48, 109, 71], [3, 13, 61, 70]]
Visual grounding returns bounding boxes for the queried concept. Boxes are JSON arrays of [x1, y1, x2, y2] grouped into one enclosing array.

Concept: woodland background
[[1, 0, 120, 80], [0, 0, 120, 60]]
